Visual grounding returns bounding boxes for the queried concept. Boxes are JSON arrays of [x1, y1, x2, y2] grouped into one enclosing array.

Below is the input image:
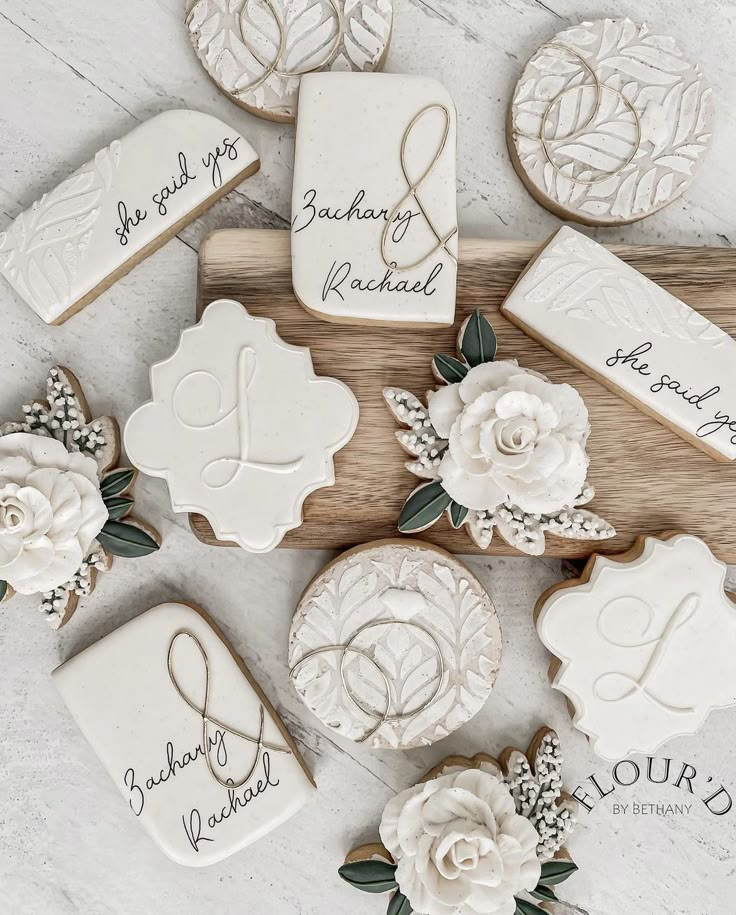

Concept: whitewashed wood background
[[0, 1, 734, 913]]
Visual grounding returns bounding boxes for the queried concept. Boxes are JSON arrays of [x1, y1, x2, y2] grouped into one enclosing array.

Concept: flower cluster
[[384, 311, 615, 556]]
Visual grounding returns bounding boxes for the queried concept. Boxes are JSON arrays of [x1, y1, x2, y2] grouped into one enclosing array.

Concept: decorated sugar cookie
[[0, 366, 159, 629], [383, 309, 615, 556], [508, 18, 713, 225], [288, 539, 502, 749], [536, 533, 736, 761], [0, 110, 259, 324], [339, 728, 578, 915], [53, 601, 315, 866], [125, 298, 358, 552], [291, 73, 458, 327], [501, 227, 736, 462], [187, 0, 393, 123]]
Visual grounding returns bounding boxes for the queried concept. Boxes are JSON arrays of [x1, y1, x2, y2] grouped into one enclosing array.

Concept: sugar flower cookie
[[288, 539, 502, 749], [125, 298, 358, 552], [536, 533, 736, 761], [187, 0, 393, 123], [383, 309, 615, 556], [53, 601, 315, 866], [0, 110, 259, 324], [508, 18, 712, 225], [291, 73, 458, 326], [0, 366, 159, 629], [339, 729, 578, 915], [501, 226, 736, 462]]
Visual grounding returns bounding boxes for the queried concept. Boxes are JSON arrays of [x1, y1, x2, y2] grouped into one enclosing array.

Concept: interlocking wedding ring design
[[290, 617, 445, 743]]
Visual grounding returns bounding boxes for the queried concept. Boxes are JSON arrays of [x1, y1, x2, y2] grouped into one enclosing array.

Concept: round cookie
[[288, 539, 502, 749], [508, 18, 713, 226], [186, 0, 394, 123]]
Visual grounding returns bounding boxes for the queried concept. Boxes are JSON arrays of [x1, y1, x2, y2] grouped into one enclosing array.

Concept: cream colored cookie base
[[501, 227, 736, 462], [53, 601, 315, 867]]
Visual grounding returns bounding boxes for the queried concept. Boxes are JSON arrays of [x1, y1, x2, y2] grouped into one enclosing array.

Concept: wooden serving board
[[192, 229, 736, 560]]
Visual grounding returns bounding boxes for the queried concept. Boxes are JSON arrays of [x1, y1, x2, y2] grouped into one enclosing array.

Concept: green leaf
[[104, 496, 135, 521], [514, 898, 547, 915], [433, 354, 468, 384], [398, 481, 452, 534], [459, 310, 497, 366], [0, 581, 7, 602], [98, 520, 160, 558], [387, 890, 413, 915], [539, 860, 579, 886], [338, 860, 398, 894], [531, 885, 558, 902], [100, 468, 136, 499], [448, 501, 469, 529]]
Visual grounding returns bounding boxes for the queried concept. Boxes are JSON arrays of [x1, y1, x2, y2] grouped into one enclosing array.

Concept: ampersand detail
[[168, 630, 290, 790], [381, 104, 458, 272]]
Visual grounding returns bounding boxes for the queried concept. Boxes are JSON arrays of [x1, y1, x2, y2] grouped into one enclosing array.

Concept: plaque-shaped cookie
[[124, 299, 358, 551], [53, 601, 316, 866]]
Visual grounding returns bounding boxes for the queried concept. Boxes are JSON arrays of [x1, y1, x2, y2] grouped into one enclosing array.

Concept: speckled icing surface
[[0, 110, 258, 323], [509, 18, 712, 225], [124, 299, 358, 552], [537, 534, 736, 760], [502, 226, 736, 461], [288, 540, 502, 748], [291, 73, 458, 325], [187, 0, 393, 121], [53, 602, 315, 866]]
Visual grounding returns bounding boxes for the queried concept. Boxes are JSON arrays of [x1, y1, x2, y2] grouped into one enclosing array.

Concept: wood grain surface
[[191, 228, 736, 560]]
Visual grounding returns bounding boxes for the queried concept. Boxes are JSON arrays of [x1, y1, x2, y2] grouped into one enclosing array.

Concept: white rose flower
[[0, 433, 108, 594], [428, 361, 590, 515], [380, 768, 541, 915]]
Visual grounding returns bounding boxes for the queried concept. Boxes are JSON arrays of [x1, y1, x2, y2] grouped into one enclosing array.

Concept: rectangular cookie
[[291, 73, 458, 327], [0, 110, 259, 325], [53, 601, 315, 866], [501, 226, 736, 462]]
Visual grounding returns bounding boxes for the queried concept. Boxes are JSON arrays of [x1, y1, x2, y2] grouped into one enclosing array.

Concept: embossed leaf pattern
[[513, 19, 712, 220], [187, 0, 392, 108], [290, 552, 501, 748], [0, 143, 120, 313], [524, 230, 727, 345]]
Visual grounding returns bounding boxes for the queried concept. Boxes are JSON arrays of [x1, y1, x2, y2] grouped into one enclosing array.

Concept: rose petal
[[439, 453, 507, 512], [427, 383, 464, 439], [0, 531, 23, 568], [4, 535, 56, 594], [459, 361, 523, 404]]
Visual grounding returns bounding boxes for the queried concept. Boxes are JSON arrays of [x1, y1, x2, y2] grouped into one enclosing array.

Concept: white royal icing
[[0, 110, 259, 324], [52, 602, 315, 866], [510, 18, 712, 225], [291, 73, 458, 326], [124, 299, 358, 552], [288, 540, 502, 749], [187, 0, 394, 121], [536, 534, 736, 761], [502, 226, 736, 461]]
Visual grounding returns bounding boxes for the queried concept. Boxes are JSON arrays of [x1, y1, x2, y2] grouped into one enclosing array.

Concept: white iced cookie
[[501, 226, 736, 462], [0, 110, 259, 325], [186, 0, 394, 123], [124, 299, 358, 552], [288, 539, 502, 749], [536, 533, 736, 761], [53, 601, 315, 866], [291, 73, 458, 327], [509, 18, 713, 225]]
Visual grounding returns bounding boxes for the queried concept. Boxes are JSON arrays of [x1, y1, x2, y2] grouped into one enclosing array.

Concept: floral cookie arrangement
[[384, 309, 615, 555], [340, 728, 578, 915], [0, 366, 159, 628]]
